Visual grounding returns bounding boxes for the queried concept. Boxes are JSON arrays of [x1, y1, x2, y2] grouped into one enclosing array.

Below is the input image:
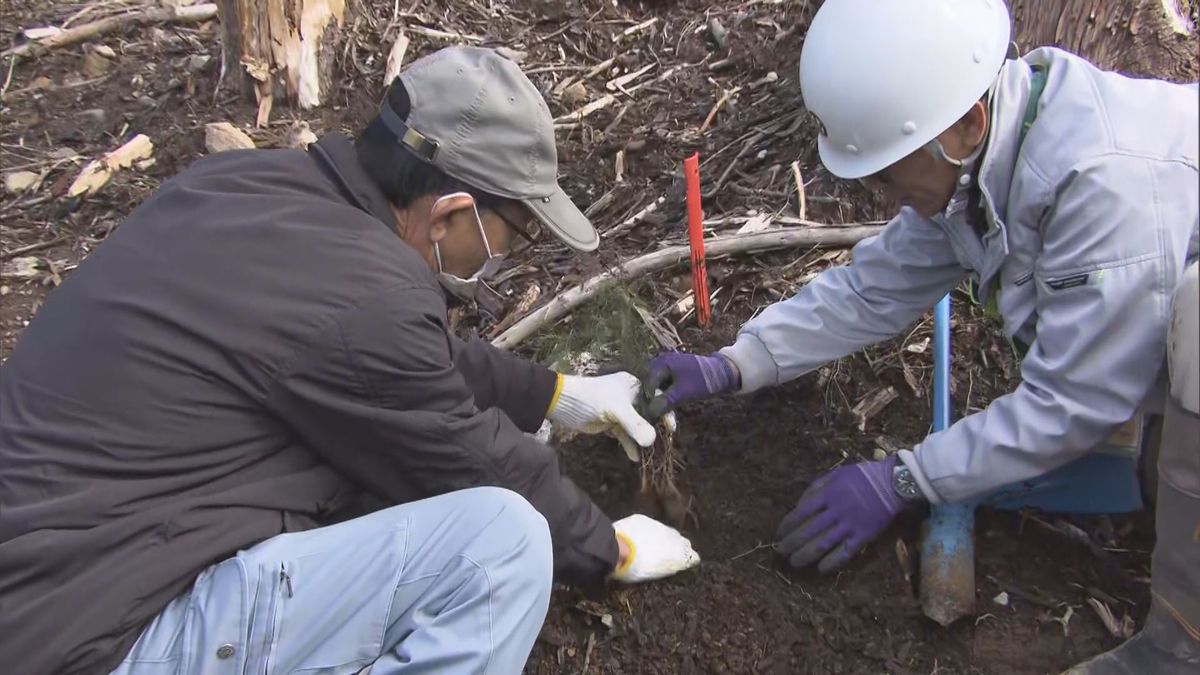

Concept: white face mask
[[431, 192, 506, 301]]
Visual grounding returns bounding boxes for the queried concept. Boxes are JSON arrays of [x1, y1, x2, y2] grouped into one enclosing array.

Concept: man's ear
[[428, 193, 474, 245], [961, 100, 988, 149]]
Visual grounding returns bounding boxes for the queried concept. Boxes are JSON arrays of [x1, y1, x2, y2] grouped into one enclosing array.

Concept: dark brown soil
[[1, 1, 1178, 673], [526, 308, 1155, 675]]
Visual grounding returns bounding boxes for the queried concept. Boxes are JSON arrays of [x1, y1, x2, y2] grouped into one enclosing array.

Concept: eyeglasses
[[491, 207, 542, 254]]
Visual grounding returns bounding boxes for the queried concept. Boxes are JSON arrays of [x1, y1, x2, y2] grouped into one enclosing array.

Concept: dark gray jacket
[[0, 134, 617, 675]]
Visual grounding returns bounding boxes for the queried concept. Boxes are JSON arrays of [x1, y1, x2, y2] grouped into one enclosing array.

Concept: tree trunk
[[217, 0, 347, 121], [1010, 0, 1197, 81]]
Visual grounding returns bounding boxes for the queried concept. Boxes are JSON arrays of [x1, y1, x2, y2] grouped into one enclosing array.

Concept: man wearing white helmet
[[644, 0, 1198, 671]]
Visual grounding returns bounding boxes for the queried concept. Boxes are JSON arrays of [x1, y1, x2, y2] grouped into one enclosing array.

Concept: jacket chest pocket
[[997, 270, 1038, 338]]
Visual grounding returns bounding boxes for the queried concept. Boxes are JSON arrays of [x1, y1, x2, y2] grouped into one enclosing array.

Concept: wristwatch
[[892, 464, 926, 504]]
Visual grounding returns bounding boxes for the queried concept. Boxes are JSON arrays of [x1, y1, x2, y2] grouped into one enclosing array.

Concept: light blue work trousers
[[109, 487, 553, 675]]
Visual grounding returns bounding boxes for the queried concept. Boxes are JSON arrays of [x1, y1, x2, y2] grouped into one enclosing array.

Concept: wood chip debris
[[204, 123, 255, 153], [894, 539, 914, 583], [905, 337, 931, 354], [851, 386, 898, 431], [614, 17, 658, 41], [559, 81, 587, 105], [4, 171, 41, 194], [1087, 598, 1136, 639], [286, 121, 318, 149], [383, 30, 410, 86], [790, 160, 807, 220], [605, 64, 655, 92], [67, 134, 154, 198], [553, 93, 616, 125], [735, 212, 774, 235], [1, 257, 41, 280]]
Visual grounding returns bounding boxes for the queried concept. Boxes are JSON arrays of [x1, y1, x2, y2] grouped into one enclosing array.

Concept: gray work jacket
[[721, 48, 1199, 503]]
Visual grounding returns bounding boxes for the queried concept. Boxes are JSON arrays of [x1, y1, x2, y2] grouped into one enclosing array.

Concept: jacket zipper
[[261, 563, 292, 674]]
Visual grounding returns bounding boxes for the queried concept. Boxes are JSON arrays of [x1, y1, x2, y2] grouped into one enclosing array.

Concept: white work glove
[[547, 373, 657, 456], [611, 514, 701, 583]]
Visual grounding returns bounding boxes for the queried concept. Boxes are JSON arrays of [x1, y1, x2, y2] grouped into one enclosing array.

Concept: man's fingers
[[610, 402, 657, 447], [776, 509, 837, 557], [817, 529, 874, 573], [645, 392, 674, 419], [775, 482, 828, 539], [816, 541, 856, 574], [642, 366, 672, 398], [788, 524, 849, 569], [613, 428, 641, 463]]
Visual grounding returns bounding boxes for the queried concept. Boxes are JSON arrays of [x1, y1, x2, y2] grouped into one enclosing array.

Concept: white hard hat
[[798, 0, 1012, 179]]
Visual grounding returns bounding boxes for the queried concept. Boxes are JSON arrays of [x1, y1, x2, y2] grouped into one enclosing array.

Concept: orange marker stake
[[683, 152, 712, 328]]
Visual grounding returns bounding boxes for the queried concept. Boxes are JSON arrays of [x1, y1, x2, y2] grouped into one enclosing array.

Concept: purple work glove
[[776, 455, 909, 573], [642, 351, 740, 418]]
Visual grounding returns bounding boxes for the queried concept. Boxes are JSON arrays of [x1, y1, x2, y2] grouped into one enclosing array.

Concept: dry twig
[[492, 225, 883, 349], [2, 3, 218, 59], [790, 161, 807, 220]]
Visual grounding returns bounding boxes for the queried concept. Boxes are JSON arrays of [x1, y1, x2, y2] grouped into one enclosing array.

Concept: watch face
[[893, 467, 922, 502]]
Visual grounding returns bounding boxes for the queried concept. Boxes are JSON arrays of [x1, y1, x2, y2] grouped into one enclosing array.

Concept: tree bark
[[1010, 0, 1197, 81], [217, 0, 347, 116]]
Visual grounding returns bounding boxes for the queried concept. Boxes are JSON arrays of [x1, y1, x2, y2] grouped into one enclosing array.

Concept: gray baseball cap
[[379, 46, 599, 252]]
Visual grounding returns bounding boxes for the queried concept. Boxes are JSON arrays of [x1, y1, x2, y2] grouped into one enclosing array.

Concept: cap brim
[[523, 186, 599, 252]]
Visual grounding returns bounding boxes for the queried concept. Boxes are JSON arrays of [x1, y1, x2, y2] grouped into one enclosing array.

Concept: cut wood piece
[[605, 64, 654, 92], [287, 121, 318, 148], [791, 161, 807, 220], [488, 282, 543, 338], [492, 224, 884, 349], [1, 257, 41, 280], [602, 195, 665, 239], [3, 4, 218, 59], [852, 386, 898, 431], [204, 122, 256, 153], [614, 17, 658, 41], [383, 30, 410, 86], [582, 56, 616, 80], [4, 171, 41, 194], [67, 134, 154, 198], [553, 93, 616, 124], [217, 0, 347, 109], [559, 81, 587, 105]]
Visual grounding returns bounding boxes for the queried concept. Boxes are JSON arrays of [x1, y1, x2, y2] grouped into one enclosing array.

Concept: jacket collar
[[977, 58, 1039, 236], [308, 133, 398, 229], [965, 57, 1041, 294]]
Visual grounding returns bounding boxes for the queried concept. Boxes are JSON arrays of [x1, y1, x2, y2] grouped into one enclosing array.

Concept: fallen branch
[[406, 25, 484, 43], [582, 57, 617, 81], [602, 195, 666, 239], [492, 224, 883, 349], [1, 236, 66, 262], [553, 93, 616, 124], [3, 3, 218, 59]]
